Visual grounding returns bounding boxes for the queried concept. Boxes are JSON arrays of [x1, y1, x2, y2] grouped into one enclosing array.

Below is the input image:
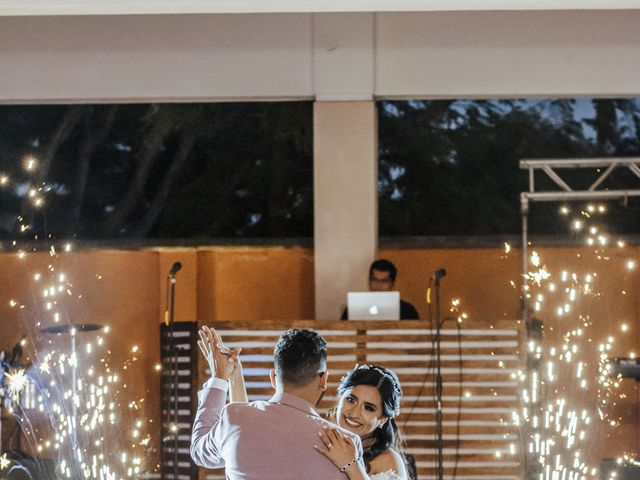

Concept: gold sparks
[[528, 266, 550, 286], [515, 201, 631, 479], [28, 342, 151, 477], [6, 369, 28, 400], [23, 155, 38, 171], [39, 354, 52, 374], [530, 251, 541, 267]]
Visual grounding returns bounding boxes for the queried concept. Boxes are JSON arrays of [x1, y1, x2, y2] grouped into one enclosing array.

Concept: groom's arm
[[190, 378, 229, 468]]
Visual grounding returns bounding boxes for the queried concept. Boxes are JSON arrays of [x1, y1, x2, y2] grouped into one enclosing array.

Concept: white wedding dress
[[370, 470, 402, 480]]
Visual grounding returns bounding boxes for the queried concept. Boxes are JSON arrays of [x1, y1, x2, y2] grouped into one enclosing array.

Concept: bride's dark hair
[[335, 365, 415, 479]]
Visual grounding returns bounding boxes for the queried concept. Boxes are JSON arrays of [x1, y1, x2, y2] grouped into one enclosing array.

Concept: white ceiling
[[1, 0, 640, 16]]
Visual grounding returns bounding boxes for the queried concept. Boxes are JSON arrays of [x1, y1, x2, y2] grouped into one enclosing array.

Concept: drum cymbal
[[39, 323, 105, 334]]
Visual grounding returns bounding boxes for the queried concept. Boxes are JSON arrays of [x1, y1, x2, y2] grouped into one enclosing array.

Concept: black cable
[[168, 274, 179, 480], [451, 319, 463, 479], [402, 278, 437, 429], [434, 279, 444, 480], [401, 278, 438, 480]]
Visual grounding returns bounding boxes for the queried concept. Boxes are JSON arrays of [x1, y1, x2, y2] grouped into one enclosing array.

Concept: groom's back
[[218, 397, 356, 480]]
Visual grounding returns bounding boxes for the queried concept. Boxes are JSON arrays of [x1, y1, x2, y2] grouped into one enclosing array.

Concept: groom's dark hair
[[274, 329, 327, 387]]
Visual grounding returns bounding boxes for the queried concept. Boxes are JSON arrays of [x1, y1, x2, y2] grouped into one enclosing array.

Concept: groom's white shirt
[[191, 378, 364, 479]]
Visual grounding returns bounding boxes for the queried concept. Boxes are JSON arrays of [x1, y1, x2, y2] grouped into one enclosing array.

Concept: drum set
[[0, 322, 104, 478]]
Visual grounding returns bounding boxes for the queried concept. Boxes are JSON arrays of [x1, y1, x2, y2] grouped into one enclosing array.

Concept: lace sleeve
[[370, 470, 402, 480]]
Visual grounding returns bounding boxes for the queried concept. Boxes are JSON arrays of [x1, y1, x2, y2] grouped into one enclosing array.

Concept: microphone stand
[[167, 262, 181, 480], [434, 270, 445, 480]]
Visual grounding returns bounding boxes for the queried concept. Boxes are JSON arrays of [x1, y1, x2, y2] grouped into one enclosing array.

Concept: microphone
[[169, 262, 182, 277], [434, 268, 447, 279]]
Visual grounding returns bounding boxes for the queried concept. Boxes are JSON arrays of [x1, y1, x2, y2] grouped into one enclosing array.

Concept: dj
[[341, 259, 419, 320]]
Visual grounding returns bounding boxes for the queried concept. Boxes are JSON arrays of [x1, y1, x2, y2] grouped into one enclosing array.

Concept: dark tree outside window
[[378, 99, 640, 236], [0, 102, 313, 240]]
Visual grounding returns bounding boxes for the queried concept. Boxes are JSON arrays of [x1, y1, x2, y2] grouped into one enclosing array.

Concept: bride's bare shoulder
[[369, 448, 408, 479]]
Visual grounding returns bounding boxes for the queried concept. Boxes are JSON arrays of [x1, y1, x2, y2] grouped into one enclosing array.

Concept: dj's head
[[368, 259, 397, 292]]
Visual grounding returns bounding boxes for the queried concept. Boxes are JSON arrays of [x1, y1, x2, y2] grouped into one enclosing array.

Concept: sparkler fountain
[[0, 156, 157, 479], [516, 158, 640, 480]]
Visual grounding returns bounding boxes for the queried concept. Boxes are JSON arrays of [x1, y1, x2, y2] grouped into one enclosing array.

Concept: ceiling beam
[[2, 0, 640, 17]]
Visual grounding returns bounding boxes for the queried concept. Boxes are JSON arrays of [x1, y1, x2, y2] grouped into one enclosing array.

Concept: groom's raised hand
[[197, 325, 241, 380]]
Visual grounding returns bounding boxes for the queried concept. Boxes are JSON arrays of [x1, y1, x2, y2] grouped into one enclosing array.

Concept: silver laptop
[[347, 291, 400, 320]]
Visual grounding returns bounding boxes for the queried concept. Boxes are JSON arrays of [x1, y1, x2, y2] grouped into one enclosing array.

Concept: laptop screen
[[347, 291, 400, 320]]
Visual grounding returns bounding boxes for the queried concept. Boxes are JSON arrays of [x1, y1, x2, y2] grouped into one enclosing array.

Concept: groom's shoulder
[[220, 399, 272, 417]]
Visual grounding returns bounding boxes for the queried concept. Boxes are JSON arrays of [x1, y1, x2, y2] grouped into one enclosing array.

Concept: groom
[[190, 327, 363, 479]]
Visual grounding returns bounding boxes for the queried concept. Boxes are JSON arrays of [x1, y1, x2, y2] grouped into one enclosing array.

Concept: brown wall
[[1, 244, 638, 471], [196, 247, 315, 321], [379, 246, 522, 321]]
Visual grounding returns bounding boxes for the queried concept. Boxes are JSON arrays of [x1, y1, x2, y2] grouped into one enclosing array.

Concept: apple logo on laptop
[[369, 305, 379, 316]]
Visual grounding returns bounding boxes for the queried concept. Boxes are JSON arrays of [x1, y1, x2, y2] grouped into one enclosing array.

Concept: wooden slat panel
[[210, 319, 520, 329], [161, 321, 199, 480], [197, 320, 523, 479]]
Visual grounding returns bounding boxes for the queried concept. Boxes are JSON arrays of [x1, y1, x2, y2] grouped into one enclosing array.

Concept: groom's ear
[[318, 371, 328, 391], [270, 369, 277, 389]]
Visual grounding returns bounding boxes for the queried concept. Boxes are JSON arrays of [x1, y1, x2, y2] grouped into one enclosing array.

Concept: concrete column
[[313, 101, 377, 319]]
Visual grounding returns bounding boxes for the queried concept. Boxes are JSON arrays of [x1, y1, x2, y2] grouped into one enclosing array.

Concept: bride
[[314, 364, 413, 480], [199, 328, 414, 480]]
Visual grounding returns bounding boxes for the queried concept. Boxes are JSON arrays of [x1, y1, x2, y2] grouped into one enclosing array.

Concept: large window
[[0, 102, 313, 240], [378, 98, 640, 236]]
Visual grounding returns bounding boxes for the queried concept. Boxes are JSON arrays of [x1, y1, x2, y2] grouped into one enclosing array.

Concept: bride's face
[[336, 384, 388, 437]]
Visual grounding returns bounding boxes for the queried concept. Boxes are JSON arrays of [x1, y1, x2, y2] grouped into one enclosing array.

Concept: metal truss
[[521, 157, 640, 204], [519, 157, 640, 317]]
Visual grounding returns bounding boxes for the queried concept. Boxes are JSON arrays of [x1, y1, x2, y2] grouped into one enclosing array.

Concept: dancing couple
[[191, 326, 415, 480]]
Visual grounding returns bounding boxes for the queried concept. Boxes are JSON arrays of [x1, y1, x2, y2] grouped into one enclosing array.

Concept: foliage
[[0, 102, 313, 239], [1, 98, 639, 240], [378, 98, 640, 235]]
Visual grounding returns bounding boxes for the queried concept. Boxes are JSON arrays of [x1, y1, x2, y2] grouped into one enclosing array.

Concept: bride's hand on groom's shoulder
[[197, 326, 242, 380], [314, 426, 358, 471]]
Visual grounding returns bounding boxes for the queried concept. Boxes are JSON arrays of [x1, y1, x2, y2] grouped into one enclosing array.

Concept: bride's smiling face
[[336, 384, 388, 437]]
